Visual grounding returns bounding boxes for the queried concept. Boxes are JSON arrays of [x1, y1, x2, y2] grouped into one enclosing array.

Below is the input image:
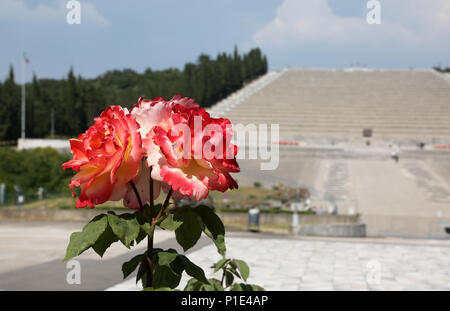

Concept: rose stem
[[129, 179, 151, 287], [146, 237, 153, 288], [221, 268, 226, 287], [152, 188, 173, 224], [146, 165, 154, 288], [129, 181, 143, 211], [146, 187, 173, 288], [163, 188, 173, 210], [149, 165, 154, 209]]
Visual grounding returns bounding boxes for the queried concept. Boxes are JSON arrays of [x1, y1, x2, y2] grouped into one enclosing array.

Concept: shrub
[[0, 147, 73, 195], [253, 181, 262, 188]]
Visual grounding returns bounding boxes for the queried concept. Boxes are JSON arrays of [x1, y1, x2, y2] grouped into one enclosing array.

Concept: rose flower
[[132, 95, 239, 201], [62, 106, 145, 208], [130, 95, 200, 200]]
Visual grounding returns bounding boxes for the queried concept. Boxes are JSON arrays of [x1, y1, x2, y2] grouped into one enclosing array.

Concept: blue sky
[[2, 0, 450, 81]]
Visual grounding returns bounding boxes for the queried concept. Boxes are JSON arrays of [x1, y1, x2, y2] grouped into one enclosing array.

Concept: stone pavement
[[107, 233, 450, 291], [0, 220, 182, 290], [0, 220, 173, 275]]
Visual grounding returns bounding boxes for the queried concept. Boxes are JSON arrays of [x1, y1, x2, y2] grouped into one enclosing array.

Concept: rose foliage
[[62, 95, 263, 291]]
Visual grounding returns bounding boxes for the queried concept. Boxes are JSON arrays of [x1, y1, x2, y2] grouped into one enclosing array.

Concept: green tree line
[[0, 147, 72, 196], [0, 47, 268, 140], [434, 66, 450, 73]]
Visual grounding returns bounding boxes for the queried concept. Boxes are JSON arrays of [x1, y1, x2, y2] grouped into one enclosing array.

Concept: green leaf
[[107, 212, 140, 248], [159, 213, 183, 231], [184, 256, 208, 284], [184, 278, 225, 291], [63, 214, 108, 261], [153, 264, 182, 289], [92, 225, 119, 257], [122, 253, 146, 279], [136, 261, 147, 286], [184, 278, 203, 291], [250, 284, 265, 291], [140, 222, 152, 236], [212, 233, 226, 257], [225, 270, 234, 288], [138, 204, 159, 234], [143, 203, 162, 222], [135, 212, 152, 245], [143, 287, 179, 291], [208, 278, 225, 291], [233, 259, 250, 281], [195, 205, 226, 256], [174, 208, 202, 251], [227, 262, 242, 279], [166, 252, 186, 276], [230, 283, 264, 291], [135, 227, 148, 245], [152, 250, 208, 288], [195, 205, 225, 237], [140, 204, 151, 220], [152, 250, 184, 289], [235, 283, 264, 291], [213, 258, 230, 272], [157, 251, 179, 266]]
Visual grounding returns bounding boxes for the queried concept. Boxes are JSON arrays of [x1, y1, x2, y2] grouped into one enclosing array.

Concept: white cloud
[[0, 0, 110, 27], [250, 0, 450, 68]]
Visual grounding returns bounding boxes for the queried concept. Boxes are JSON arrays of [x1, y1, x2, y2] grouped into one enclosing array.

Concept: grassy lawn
[[2, 196, 128, 210], [209, 185, 309, 209], [224, 221, 290, 234], [1, 185, 310, 215]]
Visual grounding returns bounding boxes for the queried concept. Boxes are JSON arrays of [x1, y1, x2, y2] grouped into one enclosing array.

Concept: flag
[[23, 51, 30, 64]]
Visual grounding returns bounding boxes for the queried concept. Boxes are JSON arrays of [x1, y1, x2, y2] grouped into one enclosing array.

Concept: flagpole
[[21, 53, 26, 139]]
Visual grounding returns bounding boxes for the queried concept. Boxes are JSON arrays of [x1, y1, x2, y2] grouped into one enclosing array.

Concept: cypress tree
[[3, 66, 20, 140], [0, 47, 269, 138]]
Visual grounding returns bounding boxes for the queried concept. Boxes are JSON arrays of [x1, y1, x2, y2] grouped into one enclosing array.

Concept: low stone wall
[[362, 214, 450, 239], [0, 208, 360, 225], [217, 212, 360, 226], [17, 138, 69, 151], [219, 212, 365, 237], [291, 224, 366, 237], [0, 208, 121, 221]]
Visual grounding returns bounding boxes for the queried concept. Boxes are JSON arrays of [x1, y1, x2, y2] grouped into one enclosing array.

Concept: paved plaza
[[107, 233, 450, 291], [1, 221, 449, 291]]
